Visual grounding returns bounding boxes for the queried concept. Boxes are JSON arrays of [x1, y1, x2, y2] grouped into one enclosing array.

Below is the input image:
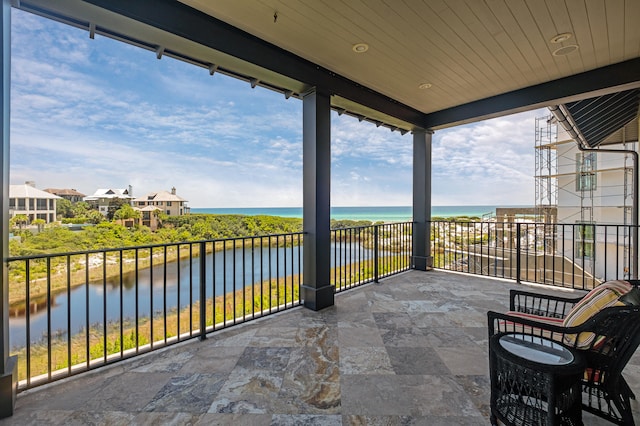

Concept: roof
[[44, 188, 86, 197], [84, 188, 133, 200], [10, 184, 62, 199], [134, 205, 162, 212], [133, 190, 187, 203], [16, 1, 640, 141]]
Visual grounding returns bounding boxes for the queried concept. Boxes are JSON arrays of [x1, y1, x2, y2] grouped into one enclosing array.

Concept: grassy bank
[[11, 256, 405, 383]]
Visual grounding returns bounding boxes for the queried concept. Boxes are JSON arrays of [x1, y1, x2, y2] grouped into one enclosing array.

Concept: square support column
[[412, 129, 433, 271], [0, 0, 18, 418], [301, 89, 334, 310]]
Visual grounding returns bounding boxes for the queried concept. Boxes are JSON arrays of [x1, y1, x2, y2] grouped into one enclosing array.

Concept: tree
[[56, 199, 74, 218], [86, 210, 105, 224], [72, 201, 92, 217], [10, 214, 29, 230], [106, 198, 128, 221], [113, 204, 141, 221], [31, 218, 46, 232]]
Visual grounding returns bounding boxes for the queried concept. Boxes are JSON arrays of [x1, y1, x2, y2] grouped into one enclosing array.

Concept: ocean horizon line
[[190, 205, 534, 221]]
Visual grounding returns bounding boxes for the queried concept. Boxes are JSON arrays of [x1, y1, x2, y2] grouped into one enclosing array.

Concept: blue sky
[[9, 9, 545, 208]]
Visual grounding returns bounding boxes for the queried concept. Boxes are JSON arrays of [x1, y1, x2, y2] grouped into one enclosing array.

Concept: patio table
[[489, 332, 585, 426]]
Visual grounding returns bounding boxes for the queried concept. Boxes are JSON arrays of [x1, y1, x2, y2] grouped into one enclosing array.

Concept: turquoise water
[[190, 205, 531, 222]]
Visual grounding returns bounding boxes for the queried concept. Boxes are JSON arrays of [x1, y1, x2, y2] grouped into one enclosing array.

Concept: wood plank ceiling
[[15, 0, 640, 135], [181, 0, 640, 122]]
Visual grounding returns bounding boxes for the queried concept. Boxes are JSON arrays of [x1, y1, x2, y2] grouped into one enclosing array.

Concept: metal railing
[[431, 220, 636, 289], [8, 222, 413, 390], [332, 222, 413, 291]]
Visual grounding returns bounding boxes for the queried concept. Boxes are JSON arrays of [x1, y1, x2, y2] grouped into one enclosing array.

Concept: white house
[[84, 186, 134, 216], [9, 181, 61, 223]]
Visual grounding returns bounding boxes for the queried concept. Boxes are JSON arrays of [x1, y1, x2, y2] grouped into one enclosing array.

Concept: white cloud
[[10, 8, 549, 209]]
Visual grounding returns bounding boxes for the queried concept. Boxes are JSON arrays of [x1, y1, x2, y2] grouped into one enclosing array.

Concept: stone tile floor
[[3, 270, 640, 425]]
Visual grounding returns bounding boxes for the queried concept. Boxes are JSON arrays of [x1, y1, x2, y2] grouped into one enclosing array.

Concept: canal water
[[9, 242, 381, 349]]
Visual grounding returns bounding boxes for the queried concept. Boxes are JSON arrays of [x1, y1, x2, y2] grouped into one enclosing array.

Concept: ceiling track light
[[358, 116, 365, 122], [89, 22, 96, 39], [284, 90, 294, 99], [400, 130, 408, 136], [208, 64, 218, 75], [336, 108, 346, 116], [250, 78, 259, 88], [155, 46, 165, 60]]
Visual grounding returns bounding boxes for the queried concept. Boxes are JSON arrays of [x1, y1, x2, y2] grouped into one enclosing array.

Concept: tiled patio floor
[[3, 270, 640, 425]]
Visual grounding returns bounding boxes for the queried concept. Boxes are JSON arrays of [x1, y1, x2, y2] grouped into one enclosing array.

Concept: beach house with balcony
[[133, 187, 189, 217], [8, 181, 61, 224], [132, 188, 189, 230], [43, 188, 86, 203], [83, 186, 134, 217]]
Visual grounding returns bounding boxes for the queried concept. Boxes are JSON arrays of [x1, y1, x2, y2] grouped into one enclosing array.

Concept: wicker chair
[[488, 286, 640, 425]]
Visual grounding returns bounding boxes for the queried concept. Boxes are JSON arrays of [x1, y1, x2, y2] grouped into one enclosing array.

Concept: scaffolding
[[534, 115, 558, 222], [535, 113, 636, 280]]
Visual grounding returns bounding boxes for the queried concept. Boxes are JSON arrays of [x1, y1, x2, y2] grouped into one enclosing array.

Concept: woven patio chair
[[488, 281, 640, 425]]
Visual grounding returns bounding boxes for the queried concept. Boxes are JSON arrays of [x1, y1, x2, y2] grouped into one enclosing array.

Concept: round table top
[[498, 333, 574, 366]]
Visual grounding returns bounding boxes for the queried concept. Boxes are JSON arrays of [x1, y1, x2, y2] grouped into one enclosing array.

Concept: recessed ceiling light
[[352, 43, 369, 53], [418, 83, 432, 90], [550, 32, 572, 44], [552, 44, 579, 56]]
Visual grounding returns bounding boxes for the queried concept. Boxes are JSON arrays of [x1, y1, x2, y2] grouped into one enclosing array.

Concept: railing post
[[199, 241, 207, 341], [374, 225, 379, 283], [516, 223, 521, 284]]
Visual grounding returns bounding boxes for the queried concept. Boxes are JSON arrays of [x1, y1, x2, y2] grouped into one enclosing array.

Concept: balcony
[[6, 269, 640, 424]]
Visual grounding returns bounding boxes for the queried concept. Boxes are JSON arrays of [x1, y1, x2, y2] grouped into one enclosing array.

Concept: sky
[[9, 9, 547, 208]]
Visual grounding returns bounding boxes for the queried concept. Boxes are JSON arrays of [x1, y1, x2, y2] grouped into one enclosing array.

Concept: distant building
[[84, 186, 134, 216], [130, 188, 189, 231], [133, 187, 189, 217], [9, 181, 61, 223], [44, 188, 86, 203]]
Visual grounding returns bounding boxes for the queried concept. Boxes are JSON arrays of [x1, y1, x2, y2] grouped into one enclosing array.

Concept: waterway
[[9, 242, 383, 349]]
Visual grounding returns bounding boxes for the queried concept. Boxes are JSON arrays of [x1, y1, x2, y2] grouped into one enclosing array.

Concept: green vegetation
[[12, 253, 410, 383]]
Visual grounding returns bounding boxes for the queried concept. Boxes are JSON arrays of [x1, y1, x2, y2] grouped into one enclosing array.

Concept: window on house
[[37, 199, 47, 210], [576, 152, 597, 191], [9, 198, 15, 209], [17, 199, 25, 210], [167, 202, 172, 206], [166, 210, 170, 215], [575, 223, 595, 260], [29, 199, 35, 210]]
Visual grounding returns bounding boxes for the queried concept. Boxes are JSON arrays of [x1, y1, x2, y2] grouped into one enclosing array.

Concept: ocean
[[190, 205, 531, 222]]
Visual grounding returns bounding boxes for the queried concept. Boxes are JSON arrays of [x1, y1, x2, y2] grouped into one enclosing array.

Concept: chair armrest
[[509, 289, 583, 318], [488, 310, 572, 342]]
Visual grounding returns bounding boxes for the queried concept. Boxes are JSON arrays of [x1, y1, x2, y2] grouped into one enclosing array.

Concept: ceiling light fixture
[[352, 43, 369, 53], [550, 32, 572, 44], [552, 45, 579, 56], [418, 83, 432, 90]]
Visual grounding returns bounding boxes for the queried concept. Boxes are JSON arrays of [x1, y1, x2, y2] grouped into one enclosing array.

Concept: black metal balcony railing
[[7, 222, 413, 390], [8, 219, 634, 391], [431, 220, 637, 289]]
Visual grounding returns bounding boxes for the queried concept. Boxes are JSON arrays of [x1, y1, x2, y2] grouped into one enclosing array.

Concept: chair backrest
[[579, 305, 640, 385]]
